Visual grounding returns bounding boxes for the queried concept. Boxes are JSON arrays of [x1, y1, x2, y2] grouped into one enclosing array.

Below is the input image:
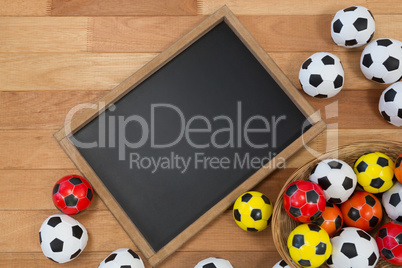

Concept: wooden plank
[[198, 0, 366, 15], [0, 17, 88, 53], [0, 0, 50, 16], [50, 0, 197, 16], [0, 53, 157, 91], [368, 0, 402, 14]]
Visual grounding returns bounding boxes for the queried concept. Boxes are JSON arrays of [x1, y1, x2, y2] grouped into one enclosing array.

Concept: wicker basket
[[272, 141, 402, 268]]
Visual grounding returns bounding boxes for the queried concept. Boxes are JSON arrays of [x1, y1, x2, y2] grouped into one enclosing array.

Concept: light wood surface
[[1, 1, 400, 267]]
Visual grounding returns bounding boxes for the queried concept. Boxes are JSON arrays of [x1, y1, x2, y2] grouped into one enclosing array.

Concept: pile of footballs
[[299, 5, 402, 127], [273, 151, 402, 268]]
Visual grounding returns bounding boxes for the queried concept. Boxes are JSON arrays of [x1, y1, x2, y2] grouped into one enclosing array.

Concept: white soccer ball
[[194, 257, 233, 268], [360, 38, 402, 84], [272, 259, 291, 268], [331, 6, 375, 48], [309, 159, 357, 204], [299, 52, 344, 98], [379, 81, 402, 126], [382, 181, 402, 221], [327, 227, 379, 268], [39, 214, 88, 263], [99, 248, 145, 268]]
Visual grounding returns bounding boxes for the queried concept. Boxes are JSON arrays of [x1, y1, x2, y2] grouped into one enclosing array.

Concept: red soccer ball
[[283, 180, 326, 223], [376, 221, 402, 265], [52, 175, 94, 215]]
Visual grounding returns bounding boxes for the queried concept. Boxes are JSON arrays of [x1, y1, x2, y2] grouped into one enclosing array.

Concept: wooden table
[[1, 0, 400, 267]]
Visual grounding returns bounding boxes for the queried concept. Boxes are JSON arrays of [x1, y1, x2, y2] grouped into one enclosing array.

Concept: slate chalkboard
[[55, 6, 325, 266]]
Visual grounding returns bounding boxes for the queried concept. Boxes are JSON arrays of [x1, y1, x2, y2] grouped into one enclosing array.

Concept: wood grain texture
[[0, 0, 50, 16], [50, 0, 197, 15]]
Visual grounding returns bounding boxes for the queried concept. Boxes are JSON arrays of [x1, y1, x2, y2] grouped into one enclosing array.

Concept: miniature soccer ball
[[312, 202, 343, 237], [376, 221, 402, 265], [354, 152, 394, 193], [379, 81, 402, 126], [194, 257, 233, 268], [287, 223, 332, 268], [52, 174, 94, 215], [39, 214, 88, 263], [299, 52, 344, 98], [340, 191, 382, 231], [283, 180, 326, 223], [382, 181, 402, 222], [233, 191, 273, 232], [99, 248, 145, 268], [327, 227, 379, 268], [360, 38, 402, 84], [396, 154, 402, 182], [331, 6, 375, 48], [309, 159, 357, 204], [272, 259, 291, 268]]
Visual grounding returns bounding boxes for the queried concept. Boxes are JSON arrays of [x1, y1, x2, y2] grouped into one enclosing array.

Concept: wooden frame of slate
[[55, 6, 326, 267]]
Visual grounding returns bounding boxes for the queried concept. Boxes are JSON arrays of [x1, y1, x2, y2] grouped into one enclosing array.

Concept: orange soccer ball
[[340, 191, 383, 231], [312, 202, 343, 237], [395, 154, 402, 183]]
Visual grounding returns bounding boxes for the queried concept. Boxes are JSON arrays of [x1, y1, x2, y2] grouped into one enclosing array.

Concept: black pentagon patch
[[334, 75, 344, 88], [354, 18, 368, 31], [86, 188, 93, 201], [289, 207, 302, 218], [385, 88, 397, 102], [327, 255, 333, 265], [365, 195, 376, 207], [50, 238, 64, 253], [342, 177, 354, 191], [357, 230, 372, 241], [292, 234, 305, 249], [377, 157, 389, 167], [316, 242, 327, 255], [341, 242, 358, 258], [310, 74, 323, 87], [397, 216, 402, 222], [302, 58, 312, 69], [261, 195, 271, 205], [344, 6, 358, 12], [310, 211, 322, 221], [121, 266, 131, 268], [398, 109, 402, 119], [345, 39, 358, 46], [369, 216, 379, 227], [53, 184, 60, 195], [241, 193, 253, 202], [48, 257, 58, 263], [315, 94, 328, 99], [306, 190, 319, 203], [370, 177, 384, 188], [326, 202, 334, 208], [65, 194, 79, 207], [397, 157, 402, 168], [105, 253, 117, 263], [47, 216, 62, 227], [322, 55, 335, 65], [328, 160, 343, 169], [377, 39, 393, 47], [298, 259, 311, 267], [356, 161, 368, 173], [368, 252, 377, 265], [310, 164, 318, 175], [203, 264, 217, 268], [396, 233, 402, 244], [378, 228, 388, 239], [372, 77, 385, 83], [390, 193, 401, 207], [333, 19, 343, 33], [72, 225, 83, 239], [328, 197, 342, 204], [367, 32, 374, 44], [70, 249, 81, 259], [383, 56, 400, 71], [286, 184, 298, 197], [247, 227, 258, 232], [381, 111, 391, 122], [348, 207, 360, 221], [128, 249, 140, 259], [362, 54, 373, 68], [39, 232, 42, 244], [251, 209, 262, 221], [335, 215, 342, 229], [317, 176, 331, 190], [234, 209, 241, 221], [279, 260, 288, 267], [382, 248, 394, 260], [308, 224, 321, 232], [313, 216, 325, 226], [69, 177, 83, 185]]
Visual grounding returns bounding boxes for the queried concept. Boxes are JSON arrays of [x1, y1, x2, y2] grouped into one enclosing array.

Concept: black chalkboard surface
[[56, 6, 325, 266]]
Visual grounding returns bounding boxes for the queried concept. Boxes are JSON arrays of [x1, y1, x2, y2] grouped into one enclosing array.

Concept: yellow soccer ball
[[287, 224, 332, 268], [354, 152, 394, 193], [233, 191, 273, 232]]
